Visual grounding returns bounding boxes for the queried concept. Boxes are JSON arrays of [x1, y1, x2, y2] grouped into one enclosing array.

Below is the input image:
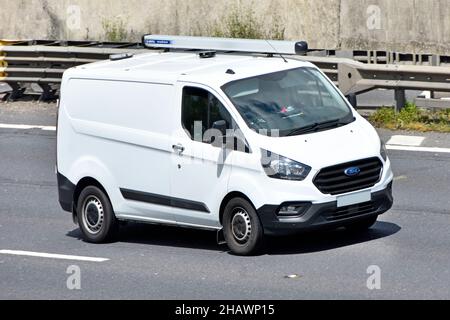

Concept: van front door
[[170, 84, 235, 228]]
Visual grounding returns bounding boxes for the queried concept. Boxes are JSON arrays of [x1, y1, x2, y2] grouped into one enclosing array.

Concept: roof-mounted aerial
[[142, 35, 308, 56]]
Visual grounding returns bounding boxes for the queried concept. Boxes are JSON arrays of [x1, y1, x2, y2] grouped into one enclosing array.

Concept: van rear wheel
[[223, 198, 264, 256], [77, 186, 118, 243]]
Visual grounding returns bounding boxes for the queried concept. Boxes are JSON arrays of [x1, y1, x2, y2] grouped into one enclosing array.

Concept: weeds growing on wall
[[212, 4, 285, 40], [102, 17, 129, 42], [101, 4, 285, 42]]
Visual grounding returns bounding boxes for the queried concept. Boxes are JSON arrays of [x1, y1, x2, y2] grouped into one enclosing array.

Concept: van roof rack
[[142, 35, 308, 56]]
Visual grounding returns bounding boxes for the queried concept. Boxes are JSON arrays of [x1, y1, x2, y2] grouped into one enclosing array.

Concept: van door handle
[[172, 144, 185, 154]]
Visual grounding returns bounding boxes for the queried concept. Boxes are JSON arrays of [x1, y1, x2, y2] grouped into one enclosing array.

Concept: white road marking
[[387, 145, 450, 154], [0, 250, 109, 262], [419, 91, 431, 99], [387, 135, 425, 147], [393, 175, 408, 181], [0, 123, 56, 131]]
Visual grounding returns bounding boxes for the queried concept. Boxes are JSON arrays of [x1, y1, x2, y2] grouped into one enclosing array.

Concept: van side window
[[182, 87, 232, 143]]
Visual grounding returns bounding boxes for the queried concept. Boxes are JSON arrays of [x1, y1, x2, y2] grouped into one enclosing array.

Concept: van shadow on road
[[67, 221, 401, 256], [265, 221, 401, 255]]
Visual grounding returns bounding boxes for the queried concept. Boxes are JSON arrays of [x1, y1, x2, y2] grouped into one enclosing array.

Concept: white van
[[57, 36, 393, 255]]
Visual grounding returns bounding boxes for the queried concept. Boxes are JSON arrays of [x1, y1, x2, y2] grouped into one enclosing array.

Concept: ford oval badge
[[344, 167, 361, 177]]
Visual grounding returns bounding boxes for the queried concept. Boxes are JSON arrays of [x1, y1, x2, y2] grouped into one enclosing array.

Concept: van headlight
[[261, 149, 311, 181], [380, 139, 388, 161]]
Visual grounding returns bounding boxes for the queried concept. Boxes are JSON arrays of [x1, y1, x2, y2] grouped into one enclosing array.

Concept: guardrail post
[[2, 82, 25, 102], [336, 51, 354, 59], [395, 89, 406, 112], [37, 83, 58, 102], [431, 55, 440, 66]]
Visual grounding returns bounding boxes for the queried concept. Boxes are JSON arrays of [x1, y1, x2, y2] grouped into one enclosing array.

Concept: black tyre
[[77, 186, 118, 243], [346, 215, 378, 232], [222, 198, 264, 256]]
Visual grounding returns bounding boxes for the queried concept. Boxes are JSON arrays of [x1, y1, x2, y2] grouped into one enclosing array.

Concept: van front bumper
[[257, 182, 393, 236]]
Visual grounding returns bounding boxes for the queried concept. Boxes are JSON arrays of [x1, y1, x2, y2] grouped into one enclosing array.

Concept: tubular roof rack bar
[[142, 35, 308, 55]]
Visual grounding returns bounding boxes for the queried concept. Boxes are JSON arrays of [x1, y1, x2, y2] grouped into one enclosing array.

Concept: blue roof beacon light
[[142, 35, 308, 56]]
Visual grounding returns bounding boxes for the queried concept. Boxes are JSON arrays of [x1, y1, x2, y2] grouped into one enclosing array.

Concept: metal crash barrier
[[1, 38, 450, 110], [0, 40, 145, 101], [338, 61, 450, 110], [308, 49, 450, 67], [0, 39, 339, 101]]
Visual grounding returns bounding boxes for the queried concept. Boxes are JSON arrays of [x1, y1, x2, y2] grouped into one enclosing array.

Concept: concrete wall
[[340, 0, 450, 54], [0, 0, 449, 54]]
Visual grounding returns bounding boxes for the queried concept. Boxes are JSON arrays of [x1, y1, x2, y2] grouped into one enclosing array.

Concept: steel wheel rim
[[82, 196, 104, 235], [231, 207, 252, 243]]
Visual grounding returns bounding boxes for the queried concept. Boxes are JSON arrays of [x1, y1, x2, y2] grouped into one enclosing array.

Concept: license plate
[[337, 190, 372, 207]]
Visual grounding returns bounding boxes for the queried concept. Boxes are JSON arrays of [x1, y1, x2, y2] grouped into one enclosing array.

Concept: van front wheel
[[223, 198, 264, 256], [77, 186, 118, 243]]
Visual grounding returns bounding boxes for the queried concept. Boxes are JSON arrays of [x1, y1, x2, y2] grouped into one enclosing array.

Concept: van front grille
[[314, 157, 383, 195], [326, 201, 376, 221]]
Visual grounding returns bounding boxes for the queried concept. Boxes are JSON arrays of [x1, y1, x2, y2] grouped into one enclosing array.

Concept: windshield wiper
[[286, 117, 355, 136]]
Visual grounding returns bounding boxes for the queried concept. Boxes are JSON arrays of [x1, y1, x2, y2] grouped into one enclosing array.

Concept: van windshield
[[221, 67, 355, 137]]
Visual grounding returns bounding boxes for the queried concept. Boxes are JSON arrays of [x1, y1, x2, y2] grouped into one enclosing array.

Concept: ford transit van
[[57, 36, 393, 255]]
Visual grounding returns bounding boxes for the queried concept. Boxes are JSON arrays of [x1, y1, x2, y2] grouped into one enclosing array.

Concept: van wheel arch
[[73, 177, 110, 214], [219, 192, 256, 225]]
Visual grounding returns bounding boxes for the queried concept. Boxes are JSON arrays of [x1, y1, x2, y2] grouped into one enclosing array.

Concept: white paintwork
[[387, 135, 425, 147], [57, 50, 394, 231], [169, 82, 234, 228], [59, 79, 177, 223]]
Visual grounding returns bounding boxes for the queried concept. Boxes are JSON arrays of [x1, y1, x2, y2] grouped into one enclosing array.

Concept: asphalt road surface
[[0, 102, 449, 300]]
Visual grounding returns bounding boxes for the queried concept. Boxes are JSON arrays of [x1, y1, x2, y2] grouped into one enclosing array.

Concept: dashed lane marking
[[387, 135, 425, 147], [393, 175, 408, 181], [0, 250, 109, 262], [387, 145, 450, 154], [0, 123, 56, 131]]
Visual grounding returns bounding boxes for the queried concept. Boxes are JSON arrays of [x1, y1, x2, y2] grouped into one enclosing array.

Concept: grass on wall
[[102, 17, 129, 42], [211, 4, 285, 40]]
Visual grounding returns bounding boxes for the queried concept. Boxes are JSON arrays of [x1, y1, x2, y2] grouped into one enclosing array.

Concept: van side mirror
[[346, 93, 357, 109], [212, 120, 227, 137]]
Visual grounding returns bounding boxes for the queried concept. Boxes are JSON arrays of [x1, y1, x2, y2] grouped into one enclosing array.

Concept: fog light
[[277, 203, 310, 216]]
